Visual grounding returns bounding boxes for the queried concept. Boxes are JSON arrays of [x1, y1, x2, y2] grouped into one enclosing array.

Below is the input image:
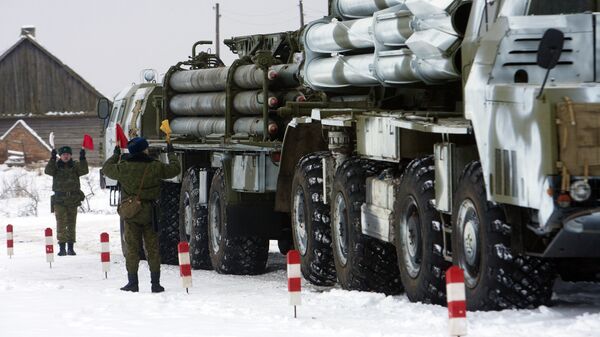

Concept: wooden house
[[0, 119, 52, 165], [0, 27, 107, 165]]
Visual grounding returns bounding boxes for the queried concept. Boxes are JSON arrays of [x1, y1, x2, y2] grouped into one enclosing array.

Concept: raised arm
[[101, 146, 122, 180], [158, 151, 181, 180], [44, 149, 58, 176], [77, 149, 89, 176]]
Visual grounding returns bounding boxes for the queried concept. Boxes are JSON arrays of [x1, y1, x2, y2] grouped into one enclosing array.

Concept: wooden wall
[[0, 38, 101, 116], [0, 123, 51, 164], [0, 116, 105, 165]]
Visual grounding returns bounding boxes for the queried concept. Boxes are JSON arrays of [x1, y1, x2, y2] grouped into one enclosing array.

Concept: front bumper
[[542, 208, 600, 257]]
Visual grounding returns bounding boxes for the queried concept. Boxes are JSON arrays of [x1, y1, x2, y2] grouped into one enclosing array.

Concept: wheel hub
[[456, 199, 480, 288], [292, 186, 308, 256], [463, 219, 478, 266], [401, 198, 422, 278], [332, 192, 349, 266], [209, 192, 222, 254], [184, 192, 193, 238]]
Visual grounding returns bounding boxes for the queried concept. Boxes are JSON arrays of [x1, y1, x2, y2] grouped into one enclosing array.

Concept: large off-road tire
[[158, 181, 181, 265], [290, 152, 337, 286], [179, 167, 212, 270], [330, 158, 402, 295], [452, 161, 555, 310], [208, 169, 269, 275], [395, 156, 450, 305]]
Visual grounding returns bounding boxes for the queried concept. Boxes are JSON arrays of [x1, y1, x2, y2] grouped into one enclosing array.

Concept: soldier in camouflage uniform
[[101, 137, 180, 293], [44, 146, 88, 256]]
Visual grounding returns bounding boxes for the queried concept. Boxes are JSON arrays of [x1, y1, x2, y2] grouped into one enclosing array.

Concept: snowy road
[[1, 167, 599, 337]]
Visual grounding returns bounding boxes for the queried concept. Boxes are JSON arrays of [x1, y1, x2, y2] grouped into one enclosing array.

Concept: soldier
[[101, 137, 180, 293], [44, 146, 89, 256]]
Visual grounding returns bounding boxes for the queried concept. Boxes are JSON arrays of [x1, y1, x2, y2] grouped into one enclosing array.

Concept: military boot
[[151, 271, 165, 293], [67, 242, 76, 256], [57, 243, 67, 256], [120, 274, 139, 292]]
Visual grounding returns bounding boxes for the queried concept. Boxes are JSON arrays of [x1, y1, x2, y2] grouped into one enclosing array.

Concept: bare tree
[[79, 173, 98, 213], [0, 172, 41, 216]]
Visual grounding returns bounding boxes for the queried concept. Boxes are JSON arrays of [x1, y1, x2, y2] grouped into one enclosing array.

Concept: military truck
[[99, 0, 600, 311]]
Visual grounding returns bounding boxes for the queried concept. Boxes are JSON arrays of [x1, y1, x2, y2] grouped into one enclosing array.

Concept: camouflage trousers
[[54, 205, 78, 243], [124, 220, 161, 274]]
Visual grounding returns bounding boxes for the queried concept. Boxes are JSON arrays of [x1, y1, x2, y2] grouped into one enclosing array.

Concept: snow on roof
[[0, 119, 52, 151], [45, 111, 86, 116]]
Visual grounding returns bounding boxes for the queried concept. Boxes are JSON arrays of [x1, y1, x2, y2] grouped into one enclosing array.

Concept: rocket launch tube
[[170, 117, 275, 137], [305, 18, 374, 53], [332, 0, 406, 19], [169, 64, 299, 93], [304, 49, 459, 89], [304, 5, 457, 54], [302, 0, 462, 89], [170, 90, 278, 116]]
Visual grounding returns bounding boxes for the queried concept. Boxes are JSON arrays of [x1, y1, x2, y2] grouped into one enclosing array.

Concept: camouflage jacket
[[44, 158, 89, 206], [101, 152, 180, 202]]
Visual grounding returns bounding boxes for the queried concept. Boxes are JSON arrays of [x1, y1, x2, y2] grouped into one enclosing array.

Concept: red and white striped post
[[446, 266, 467, 337], [178, 241, 192, 293], [287, 250, 301, 318], [45, 228, 54, 268], [100, 232, 110, 278], [6, 224, 14, 258]]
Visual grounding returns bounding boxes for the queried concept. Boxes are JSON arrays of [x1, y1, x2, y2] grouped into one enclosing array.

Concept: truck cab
[[98, 77, 163, 194]]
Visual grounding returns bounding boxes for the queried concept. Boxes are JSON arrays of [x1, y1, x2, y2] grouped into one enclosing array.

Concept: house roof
[[0, 34, 105, 100], [0, 119, 53, 151]]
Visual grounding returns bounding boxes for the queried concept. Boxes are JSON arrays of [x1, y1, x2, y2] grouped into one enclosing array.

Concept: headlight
[[569, 180, 592, 202]]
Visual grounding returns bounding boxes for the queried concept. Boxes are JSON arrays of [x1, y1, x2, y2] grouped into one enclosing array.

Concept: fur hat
[[127, 137, 149, 154], [58, 146, 72, 155]]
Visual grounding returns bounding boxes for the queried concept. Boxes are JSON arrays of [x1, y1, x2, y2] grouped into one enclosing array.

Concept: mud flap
[[226, 203, 284, 239]]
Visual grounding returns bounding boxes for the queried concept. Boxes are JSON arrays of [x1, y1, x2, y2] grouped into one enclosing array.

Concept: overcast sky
[[0, 0, 328, 98]]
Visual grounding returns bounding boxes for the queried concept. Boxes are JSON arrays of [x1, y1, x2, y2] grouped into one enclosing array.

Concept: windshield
[[108, 100, 121, 124], [528, 0, 599, 15]]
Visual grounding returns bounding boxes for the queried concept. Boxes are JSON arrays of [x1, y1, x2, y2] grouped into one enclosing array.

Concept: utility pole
[[299, 0, 305, 27], [214, 3, 221, 57]]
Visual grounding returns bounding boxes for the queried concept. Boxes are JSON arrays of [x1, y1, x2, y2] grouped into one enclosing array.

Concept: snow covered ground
[[0, 165, 599, 337]]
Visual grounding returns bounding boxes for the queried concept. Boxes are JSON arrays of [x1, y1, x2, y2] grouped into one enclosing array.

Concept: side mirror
[[97, 98, 111, 120], [537, 28, 564, 70], [536, 29, 564, 99]]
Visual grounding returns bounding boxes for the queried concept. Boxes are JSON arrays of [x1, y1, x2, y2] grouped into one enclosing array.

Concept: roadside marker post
[[287, 250, 301, 318], [446, 266, 467, 337], [7, 224, 13, 258], [178, 241, 192, 293], [45, 228, 54, 268], [100, 233, 110, 278]]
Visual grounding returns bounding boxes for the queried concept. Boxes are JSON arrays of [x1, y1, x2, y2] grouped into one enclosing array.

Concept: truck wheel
[[208, 168, 269, 275], [179, 167, 212, 270], [290, 152, 337, 286], [452, 161, 555, 310], [158, 181, 182, 265], [395, 156, 450, 305], [331, 158, 402, 294]]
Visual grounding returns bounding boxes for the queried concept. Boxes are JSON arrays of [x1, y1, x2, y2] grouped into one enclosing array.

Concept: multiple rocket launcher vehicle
[[99, 0, 600, 311]]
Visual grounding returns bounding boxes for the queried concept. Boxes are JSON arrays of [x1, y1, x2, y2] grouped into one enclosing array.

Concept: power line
[[221, 15, 299, 27], [220, 7, 291, 18], [302, 4, 327, 14]]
